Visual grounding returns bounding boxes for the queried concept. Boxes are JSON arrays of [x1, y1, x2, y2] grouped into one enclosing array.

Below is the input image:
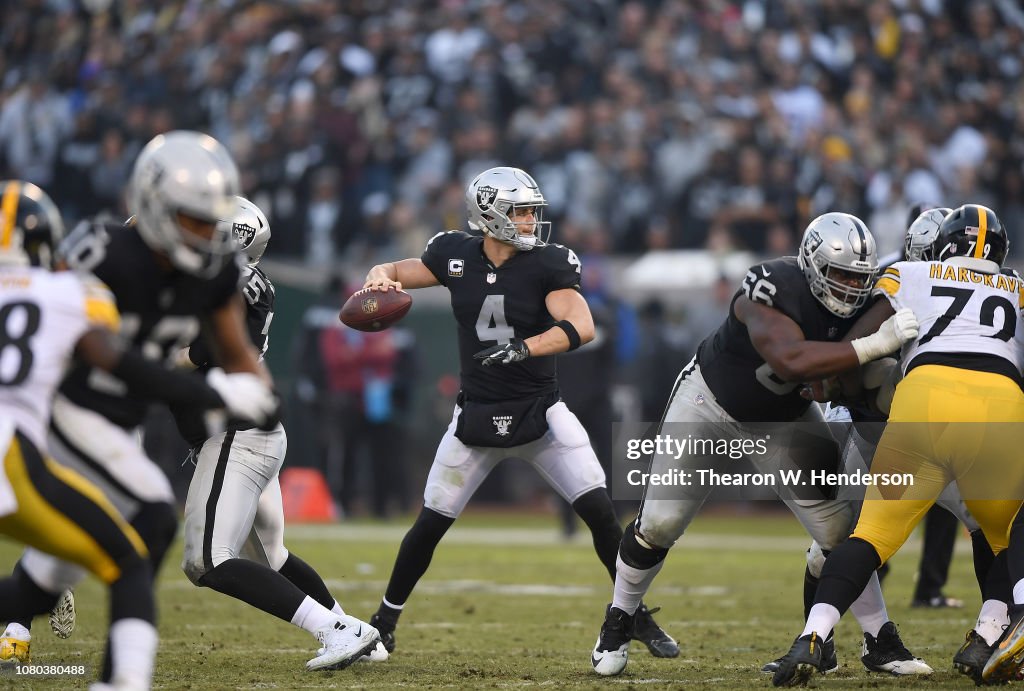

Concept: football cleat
[[368, 612, 396, 653], [358, 641, 390, 663], [771, 632, 825, 687], [49, 590, 76, 639], [306, 616, 380, 672], [860, 621, 933, 675], [910, 594, 963, 609], [762, 631, 838, 675], [983, 606, 1024, 683], [631, 603, 679, 658], [591, 605, 632, 676], [954, 629, 994, 684], [0, 625, 30, 666]]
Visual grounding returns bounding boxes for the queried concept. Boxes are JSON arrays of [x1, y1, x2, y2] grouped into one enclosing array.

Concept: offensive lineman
[[772, 204, 1024, 686], [361, 166, 677, 658], [0, 180, 276, 689], [171, 197, 383, 670], [591, 213, 930, 677]]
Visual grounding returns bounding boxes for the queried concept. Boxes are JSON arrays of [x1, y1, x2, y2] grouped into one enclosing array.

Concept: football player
[[0, 132, 281, 671], [361, 166, 677, 658], [171, 197, 383, 670], [591, 213, 930, 677], [0, 180, 275, 689], [771, 204, 1024, 686]]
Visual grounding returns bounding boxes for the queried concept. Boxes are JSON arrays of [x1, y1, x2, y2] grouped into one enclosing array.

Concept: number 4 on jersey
[[476, 295, 515, 345]]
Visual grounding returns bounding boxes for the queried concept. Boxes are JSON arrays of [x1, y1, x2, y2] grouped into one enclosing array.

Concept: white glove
[[206, 368, 277, 426], [850, 308, 919, 365]]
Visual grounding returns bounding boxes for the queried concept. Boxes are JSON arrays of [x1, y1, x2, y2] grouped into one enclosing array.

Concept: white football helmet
[[127, 131, 240, 277], [220, 196, 270, 266], [798, 212, 879, 317], [465, 167, 550, 251], [904, 207, 951, 262]]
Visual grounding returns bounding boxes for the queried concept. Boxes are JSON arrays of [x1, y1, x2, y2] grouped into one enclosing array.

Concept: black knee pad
[[620, 520, 668, 570], [572, 489, 619, 531], [131, 501, 178, 572]]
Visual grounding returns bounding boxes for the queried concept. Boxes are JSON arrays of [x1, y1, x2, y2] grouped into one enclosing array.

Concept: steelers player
[[171, 198, 384, 670], [772, 204, 1024, 687], [591, 212, 929, 678], [0, 180, 276, 689], [0, 132, 292, 670], [361, 166, 677, 658]]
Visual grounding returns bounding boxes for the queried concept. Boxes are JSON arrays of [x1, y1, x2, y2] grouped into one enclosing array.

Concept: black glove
[[473, 338, 530, 366]]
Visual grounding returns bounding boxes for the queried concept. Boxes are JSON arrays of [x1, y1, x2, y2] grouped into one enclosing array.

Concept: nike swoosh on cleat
[[355, 626, 362, 637]]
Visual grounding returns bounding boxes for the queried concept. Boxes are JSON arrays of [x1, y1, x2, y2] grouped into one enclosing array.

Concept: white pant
[[424, 401, 606, 518], [181, 424, 289, 584], [636, 359, 854, 550], [21, 395, 173, 593]]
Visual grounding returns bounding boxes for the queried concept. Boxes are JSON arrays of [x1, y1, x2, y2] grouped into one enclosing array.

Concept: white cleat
[[306, 615, 381, 671], [49, 590, 76, 639], [0, 623, 30, 666], [591, 605, 632, 676]]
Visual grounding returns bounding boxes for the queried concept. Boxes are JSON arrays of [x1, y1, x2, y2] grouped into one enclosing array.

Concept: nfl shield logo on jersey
[[492, 415, 512, 437], [476, 185, 498, 209], [486, 272, 497, 284]]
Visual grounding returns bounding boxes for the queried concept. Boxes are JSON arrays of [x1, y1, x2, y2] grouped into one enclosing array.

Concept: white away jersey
[[0, 268, 119, 451], [874, 260, 1024, 375]]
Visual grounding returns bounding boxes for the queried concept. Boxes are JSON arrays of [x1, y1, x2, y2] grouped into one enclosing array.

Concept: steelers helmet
[[0, 180, 65, 269], [932, 204, 1007, 267], [797, 212, 879, 317]]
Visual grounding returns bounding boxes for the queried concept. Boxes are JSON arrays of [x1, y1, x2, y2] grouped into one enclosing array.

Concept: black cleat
[[772, 632, 825, 687], [591, 605, 632, 676], [861, 621, 933, 675], [762, 631, 837, 675], [368, 613, 396, 654], [954, 629, 994, 685], [631, 603, 679, 658]]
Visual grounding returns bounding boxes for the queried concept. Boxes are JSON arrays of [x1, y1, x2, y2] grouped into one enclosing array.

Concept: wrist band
[[554, 320, 582, 351]]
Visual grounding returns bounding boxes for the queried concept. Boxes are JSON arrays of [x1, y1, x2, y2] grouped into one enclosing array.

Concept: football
[[339, 287, 413, 331]]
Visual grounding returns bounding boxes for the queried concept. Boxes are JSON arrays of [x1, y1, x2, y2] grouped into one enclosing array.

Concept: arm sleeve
[[111, 349, 223, 410]]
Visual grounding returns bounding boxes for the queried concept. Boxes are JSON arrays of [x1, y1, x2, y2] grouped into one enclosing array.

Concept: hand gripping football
[[339, 287, 412, 332]]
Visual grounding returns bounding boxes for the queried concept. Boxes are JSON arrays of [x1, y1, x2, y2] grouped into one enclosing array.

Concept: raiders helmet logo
[[233, 221, 257, 248], [361, 297, 378, 314], [805, 229, 823, 253], [476, 185, 498, 210]]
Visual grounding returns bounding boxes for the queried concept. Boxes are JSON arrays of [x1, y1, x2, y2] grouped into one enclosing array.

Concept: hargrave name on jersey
[[927, 263, 1021, 292]]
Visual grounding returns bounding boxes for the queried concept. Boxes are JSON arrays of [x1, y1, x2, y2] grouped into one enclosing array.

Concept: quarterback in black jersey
[[171, 197, 383, 672], [362, 166, 677, 658], [592, 212, 929, 678]]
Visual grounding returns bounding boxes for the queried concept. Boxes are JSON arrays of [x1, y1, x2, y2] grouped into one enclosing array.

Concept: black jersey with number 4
[[696, 256, 855, 422], [172, 264, 275, 446], [58, 220, 242, 429], [421, 230, 582, 402]]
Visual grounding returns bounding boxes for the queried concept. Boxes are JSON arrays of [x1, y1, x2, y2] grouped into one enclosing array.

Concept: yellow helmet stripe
[[0, 181, 22, 250], [974, 206, 988, 259]]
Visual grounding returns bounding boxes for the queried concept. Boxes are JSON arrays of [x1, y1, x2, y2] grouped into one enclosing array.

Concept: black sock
[[381, 508, 454, 614], [971, 529, 996, 597], [803, 566, 819, 621], [131, 501, 179, 576], [0, 561, 61, 629], [815, 538, 882, 614], [572, 488, 622, 581], [198, 558, 305, 623], [983, 551, 1011, 604], [278, 553, 335, 610]]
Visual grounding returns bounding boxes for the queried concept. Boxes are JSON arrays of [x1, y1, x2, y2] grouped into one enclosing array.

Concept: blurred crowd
[[3, 0, 1024, 267]]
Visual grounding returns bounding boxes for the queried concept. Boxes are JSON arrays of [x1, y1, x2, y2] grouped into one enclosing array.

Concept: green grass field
[[0, 508, 985, 689]]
